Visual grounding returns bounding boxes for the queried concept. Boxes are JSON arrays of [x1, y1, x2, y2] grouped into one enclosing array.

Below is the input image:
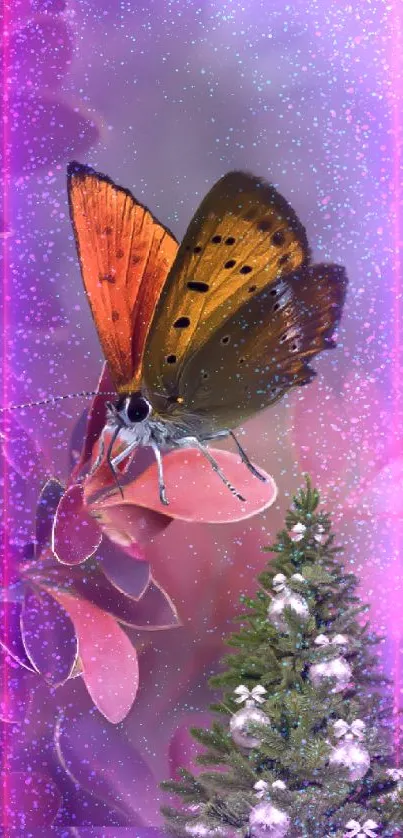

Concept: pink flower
[[19, 480, 180, 722], [21, 543, 180, 724], [1, 424, 179, 724]]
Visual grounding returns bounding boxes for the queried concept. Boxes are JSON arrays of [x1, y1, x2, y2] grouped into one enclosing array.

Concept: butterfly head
[[113, 392, 152, 427]]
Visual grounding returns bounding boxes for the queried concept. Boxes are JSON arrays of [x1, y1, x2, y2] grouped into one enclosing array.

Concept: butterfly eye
[[126, 395, 150, 423]]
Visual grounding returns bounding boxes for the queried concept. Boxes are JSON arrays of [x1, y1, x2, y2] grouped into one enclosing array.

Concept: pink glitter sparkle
[[390, 0, 403, 764], [1, 0, 11, 831]]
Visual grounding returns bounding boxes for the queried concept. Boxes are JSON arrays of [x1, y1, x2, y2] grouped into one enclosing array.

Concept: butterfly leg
[[150, 442, 168, 506], [106, 425, 125, 499], [200, 430, 229, 442], [110, 438, 168, 505], [200, 429, 267, 483], [88, 424, 109, 476], [110, 438, 138, 469], [98, 436, 139, 500], [228, 431, 268, 482], [176, 436, 246, 503]]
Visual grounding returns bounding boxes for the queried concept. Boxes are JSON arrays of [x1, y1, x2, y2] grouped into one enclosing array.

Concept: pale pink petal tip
[[49, 591, 139, 723], [53, 484, 102, 565]]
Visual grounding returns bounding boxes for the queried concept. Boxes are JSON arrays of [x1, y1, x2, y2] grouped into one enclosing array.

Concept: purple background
[[1, 0, 402, 832]]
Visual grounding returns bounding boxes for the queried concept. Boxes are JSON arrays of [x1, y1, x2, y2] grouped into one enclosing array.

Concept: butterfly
[[67, 163, 347, 505]]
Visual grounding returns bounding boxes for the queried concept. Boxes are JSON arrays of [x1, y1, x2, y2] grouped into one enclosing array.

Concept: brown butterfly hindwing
[[148, 263, 347, 433]]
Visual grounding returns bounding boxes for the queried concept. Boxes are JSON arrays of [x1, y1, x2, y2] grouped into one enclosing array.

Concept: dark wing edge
[[67, 161, 178, 260]]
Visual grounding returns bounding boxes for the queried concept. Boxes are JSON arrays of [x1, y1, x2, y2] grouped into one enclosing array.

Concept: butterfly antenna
[[0, 391, 117, 412]]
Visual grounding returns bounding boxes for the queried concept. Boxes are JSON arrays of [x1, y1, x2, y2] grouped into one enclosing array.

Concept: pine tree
[[161, 480, 403, 837]]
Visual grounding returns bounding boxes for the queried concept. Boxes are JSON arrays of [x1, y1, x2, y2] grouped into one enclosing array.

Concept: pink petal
[[91, 503, 172, 547], [40, 560, 180, 630], [47, 590, 139, 723], [97, 538, 151, 600], [4, 771, 61, 829], [111, 578, 180, 630], [71, 363, 115, 481], [35, 477, 64, 554], [21, 586, 78, 686], [89, 448, 277, 524], [20, 546, 65, 580], [52, 484, 102, 565]]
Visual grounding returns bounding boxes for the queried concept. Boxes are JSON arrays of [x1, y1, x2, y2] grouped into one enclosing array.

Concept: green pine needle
[[160, 478, 403, 837]]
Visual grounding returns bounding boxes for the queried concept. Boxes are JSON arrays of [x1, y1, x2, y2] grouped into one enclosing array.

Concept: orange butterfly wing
[[67, 162, 179, 393]]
